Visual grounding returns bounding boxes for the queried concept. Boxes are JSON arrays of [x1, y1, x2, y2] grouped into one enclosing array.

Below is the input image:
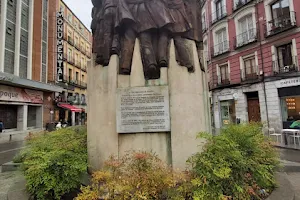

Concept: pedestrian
[[0, 120, 4, 133], [56, 121, 62, 130]]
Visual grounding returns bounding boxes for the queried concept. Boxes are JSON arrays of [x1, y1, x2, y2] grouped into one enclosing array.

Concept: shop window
[[220, 100, 236, 127], [281, 96, 300, 128]]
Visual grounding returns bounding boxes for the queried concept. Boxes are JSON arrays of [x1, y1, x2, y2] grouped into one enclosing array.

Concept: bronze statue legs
[[139, 31, 160, 80], [119, 28, 136, 75], [174, 36, 194, 72], [96, 7, 116, 66], [157, 30, 170, 68]]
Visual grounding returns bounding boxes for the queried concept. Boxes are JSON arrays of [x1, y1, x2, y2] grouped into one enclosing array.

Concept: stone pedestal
[[88, 39, 210, 170]]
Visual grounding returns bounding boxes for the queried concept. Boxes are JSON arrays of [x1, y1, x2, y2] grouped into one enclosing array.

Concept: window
[[242, 55, 258, 80], [68, 48, 72, 61], [81, 57, 84, 66], [271, 0, 290, 20], [267, 0, 295, 35], [280, 95, 300, 129], [236, 15, 256, 47], [81, 94, 86, 105], [68, 13, 72, 23], [216, 0, 226, 19], [219, 63, 229, 84], [75, 72, 79, 81], [276, 43, 295, 73], [59, 5, 64, 13], [214, 28, 229, 55], [82, 74, 84, 82], [75, 36, 78, 46], [75, 53, 79, 65], [68, 69, 72, 81], [220, 100, 236, 126]]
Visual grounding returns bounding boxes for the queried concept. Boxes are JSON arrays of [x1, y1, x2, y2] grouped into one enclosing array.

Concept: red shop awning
[[58, 103, 82, 112]]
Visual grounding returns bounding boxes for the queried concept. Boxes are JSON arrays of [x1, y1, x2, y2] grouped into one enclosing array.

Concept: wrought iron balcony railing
[[212, 41, 230, 57], [217, 78, 230, 86], [241, 65, 259, 81], [273, 56, 299, 74], [264, 11, 296, 37], [233, 0, 254, 12], [234, 28, 257, 49], [211, 6, 227, 25]]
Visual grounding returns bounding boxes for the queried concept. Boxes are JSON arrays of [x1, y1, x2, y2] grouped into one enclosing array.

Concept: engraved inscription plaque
[[117, 86, 170, 133]]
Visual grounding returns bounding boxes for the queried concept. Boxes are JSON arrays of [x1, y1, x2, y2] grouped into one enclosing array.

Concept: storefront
[[265, 77, 300, 131], [0, 84, 44, 131], [278, 85, 300, 128], [212, 83, 267, 134]]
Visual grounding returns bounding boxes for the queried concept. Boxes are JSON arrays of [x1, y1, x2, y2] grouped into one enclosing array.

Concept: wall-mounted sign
[[0, 85, 43, 104], [57, 11, 64, 82], [277, 77, 300, 88]]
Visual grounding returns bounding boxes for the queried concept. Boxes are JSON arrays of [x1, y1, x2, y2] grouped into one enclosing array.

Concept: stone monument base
[[87, 39, 210, 170]]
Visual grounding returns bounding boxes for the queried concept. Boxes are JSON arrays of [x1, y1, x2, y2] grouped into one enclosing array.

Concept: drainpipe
[[255, 2, 270, 132]]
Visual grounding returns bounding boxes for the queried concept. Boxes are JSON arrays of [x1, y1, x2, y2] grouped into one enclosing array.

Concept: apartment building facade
[[48, 0, 92, 126], [202, 0, 300, 133], [0, 0, 62, 131]]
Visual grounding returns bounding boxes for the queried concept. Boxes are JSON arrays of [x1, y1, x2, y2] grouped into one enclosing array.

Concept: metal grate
[[4, 50, 14, 74], [6, 0, 17, 22], [5, 21, 15, 51], [21, 3, 29, 30], [19, 55, 28, 78], [20, 29, 28, 56]]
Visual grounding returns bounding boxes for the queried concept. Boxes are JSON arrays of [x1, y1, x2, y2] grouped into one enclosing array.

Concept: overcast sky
[[63, 0, 93, 30]]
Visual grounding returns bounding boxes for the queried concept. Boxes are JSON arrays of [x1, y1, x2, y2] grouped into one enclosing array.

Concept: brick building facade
[[202, 0, 300, 133], [0, 0, 62, 131]]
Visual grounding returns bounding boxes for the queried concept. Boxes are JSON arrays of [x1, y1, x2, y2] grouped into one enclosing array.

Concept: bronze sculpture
[[91, 0, 203, 79]]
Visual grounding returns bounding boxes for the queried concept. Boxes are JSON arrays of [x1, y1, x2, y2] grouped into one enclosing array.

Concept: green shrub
[[18, 127, 87, 200], [76, 151, 192, 200], [188, 123, 280, 200]]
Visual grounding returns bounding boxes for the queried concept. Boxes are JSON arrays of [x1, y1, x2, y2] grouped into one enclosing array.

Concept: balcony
[[67, 37, 74, 46], [75, 62, 81, 69], [217, 78, 230, 86], [273, 56, 299, 75], [63, 53, 67, 61], [69, 79, 87, 89], [233, 0, 254, 12], [241, 65, 259, 82], [212, 41, 230, 57], [75, 44, 81, 51], [211, 6, 227, 25], [67, 57, 75, 65], [234, 28, 257, 49], [264, 12, 297, 37], [86, 51, 91, 58]]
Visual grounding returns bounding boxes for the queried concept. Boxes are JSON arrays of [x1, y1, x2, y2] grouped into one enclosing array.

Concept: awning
[[58, 103, 82, 112]]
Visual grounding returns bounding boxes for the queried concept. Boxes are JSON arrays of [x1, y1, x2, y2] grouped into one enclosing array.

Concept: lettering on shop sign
[[279, 77, 300, 87], [57, 11, 64, 82], [116, 86, 170, 133], [0, 91, 18, 99]]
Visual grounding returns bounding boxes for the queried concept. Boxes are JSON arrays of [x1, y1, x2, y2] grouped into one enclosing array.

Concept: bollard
[[9, 134, 12, 141]]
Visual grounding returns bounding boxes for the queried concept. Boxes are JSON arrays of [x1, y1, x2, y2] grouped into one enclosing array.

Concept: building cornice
[[0, 72, 63, 92]]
